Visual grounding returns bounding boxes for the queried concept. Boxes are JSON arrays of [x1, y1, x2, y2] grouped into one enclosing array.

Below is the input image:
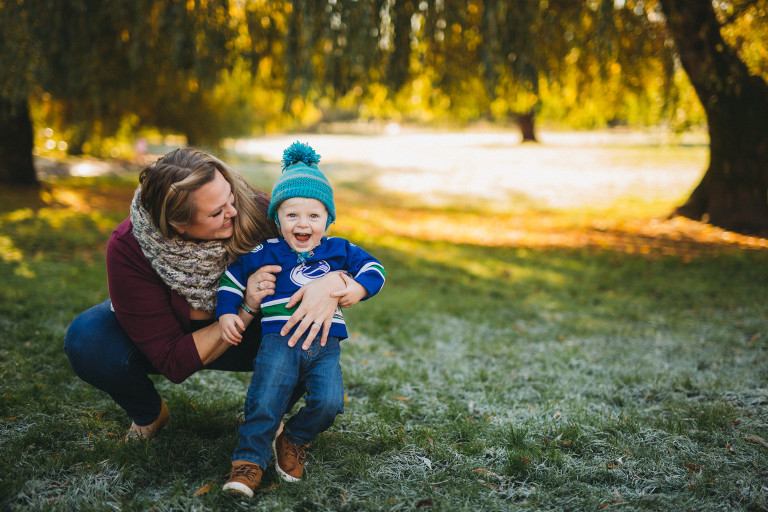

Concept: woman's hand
[[245, 264, 281, 308], [332, 273, 369, 308], [281, 272, 347, 350]]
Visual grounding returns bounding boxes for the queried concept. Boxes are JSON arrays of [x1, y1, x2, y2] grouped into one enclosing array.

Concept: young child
[[216, 142, 386, 498]]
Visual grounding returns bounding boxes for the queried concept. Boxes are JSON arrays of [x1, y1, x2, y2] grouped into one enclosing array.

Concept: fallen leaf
[[193, 483, 212, 496], [745, 435, 768, 448], [392, 396, 410, 402], [417, 456, 432, 470], [684, 462, 703, 476], [474, 468, 505, 479]]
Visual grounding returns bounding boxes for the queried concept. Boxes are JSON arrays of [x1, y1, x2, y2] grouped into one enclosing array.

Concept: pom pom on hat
[[268, 142, 336, 228], [281, 141, 321, 171]]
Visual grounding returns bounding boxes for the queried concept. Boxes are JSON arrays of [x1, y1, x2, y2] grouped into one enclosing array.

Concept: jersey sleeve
[[216, 245, 268, 318], [342, 240, 386, 300]]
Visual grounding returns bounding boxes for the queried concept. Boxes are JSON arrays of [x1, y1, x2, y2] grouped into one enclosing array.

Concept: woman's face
[[175, 170, 237, 240]]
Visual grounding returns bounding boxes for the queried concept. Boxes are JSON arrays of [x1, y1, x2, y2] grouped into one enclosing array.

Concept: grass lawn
[[1, 140, 768, 511]]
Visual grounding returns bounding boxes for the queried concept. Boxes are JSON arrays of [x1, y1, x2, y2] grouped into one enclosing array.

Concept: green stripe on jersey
[[220, 272, 244, 291]]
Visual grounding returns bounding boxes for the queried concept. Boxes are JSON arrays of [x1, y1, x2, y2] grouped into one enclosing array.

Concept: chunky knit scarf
[[130, 187, 230, 313]]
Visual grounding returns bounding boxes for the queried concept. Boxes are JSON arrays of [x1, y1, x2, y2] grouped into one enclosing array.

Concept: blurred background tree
[[0, 0, 766, 233], [0, 0, 282, 182]]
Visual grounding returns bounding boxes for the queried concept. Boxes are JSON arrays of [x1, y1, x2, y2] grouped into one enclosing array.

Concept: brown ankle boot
[[223, 460, 263, 498], [125, 400, 169, 441], [272, 430, 307, 482]]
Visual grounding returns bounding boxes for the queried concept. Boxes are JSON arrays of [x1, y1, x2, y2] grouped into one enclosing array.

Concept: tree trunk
[[388, 0, 414, 92], [517, 111, 537, 143], [0, 98, 37, 186], [660, 0, 768, 235]]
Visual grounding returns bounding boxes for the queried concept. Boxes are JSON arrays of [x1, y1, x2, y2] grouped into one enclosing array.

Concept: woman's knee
[[64, 308, 95, 365], [63, 300, 130, 381]]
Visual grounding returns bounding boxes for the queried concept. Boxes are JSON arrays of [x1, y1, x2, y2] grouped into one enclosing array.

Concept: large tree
[[0, 0, 273, 185], [395, 0, 768, 233], [0, 3, 39, 186], [659, 0, 768, 234]]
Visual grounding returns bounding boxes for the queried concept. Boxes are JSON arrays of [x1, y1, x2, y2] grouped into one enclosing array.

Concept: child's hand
[[219, 313, 244, 345], [331, 273, 369, 308]]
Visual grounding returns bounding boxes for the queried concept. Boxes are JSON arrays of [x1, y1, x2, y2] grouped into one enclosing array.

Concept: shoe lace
[[230, 464, 260, 481], [284, 439, 306, 463]]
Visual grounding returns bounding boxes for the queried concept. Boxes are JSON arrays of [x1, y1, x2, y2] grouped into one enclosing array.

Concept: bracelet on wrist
[[241, 302, 259, 317]]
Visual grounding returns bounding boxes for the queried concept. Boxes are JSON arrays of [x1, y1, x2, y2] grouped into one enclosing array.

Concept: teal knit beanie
[[268, 142, 336, 229]]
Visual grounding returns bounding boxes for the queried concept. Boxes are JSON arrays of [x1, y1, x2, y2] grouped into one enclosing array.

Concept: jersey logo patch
[[289, 260, 331, 286]]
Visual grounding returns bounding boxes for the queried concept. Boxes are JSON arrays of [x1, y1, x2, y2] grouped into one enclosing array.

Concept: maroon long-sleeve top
[[107, 189, 271, 383], [106, 217, 205, 383]]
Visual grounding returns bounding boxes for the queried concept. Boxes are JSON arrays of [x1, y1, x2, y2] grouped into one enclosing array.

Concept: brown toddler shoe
[[272, 430, 307, 482], [223, 460, 263, 498]]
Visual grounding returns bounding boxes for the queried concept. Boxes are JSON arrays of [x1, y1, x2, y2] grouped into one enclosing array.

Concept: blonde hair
[[138, 148, 278, 257]]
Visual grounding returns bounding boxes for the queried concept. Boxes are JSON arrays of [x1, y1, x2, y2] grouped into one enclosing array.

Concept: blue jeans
[[64, 300, 263, 426], [233, 332, 344, 468]]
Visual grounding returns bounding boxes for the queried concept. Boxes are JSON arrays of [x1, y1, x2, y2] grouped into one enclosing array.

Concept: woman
[[64, 148, 361, 439]]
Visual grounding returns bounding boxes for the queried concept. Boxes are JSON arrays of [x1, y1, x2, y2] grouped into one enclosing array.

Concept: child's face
[[277, 197, 328, 253]]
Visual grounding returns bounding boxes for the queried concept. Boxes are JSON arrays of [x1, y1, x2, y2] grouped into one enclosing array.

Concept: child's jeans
[[232, 332, 344, 469]]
